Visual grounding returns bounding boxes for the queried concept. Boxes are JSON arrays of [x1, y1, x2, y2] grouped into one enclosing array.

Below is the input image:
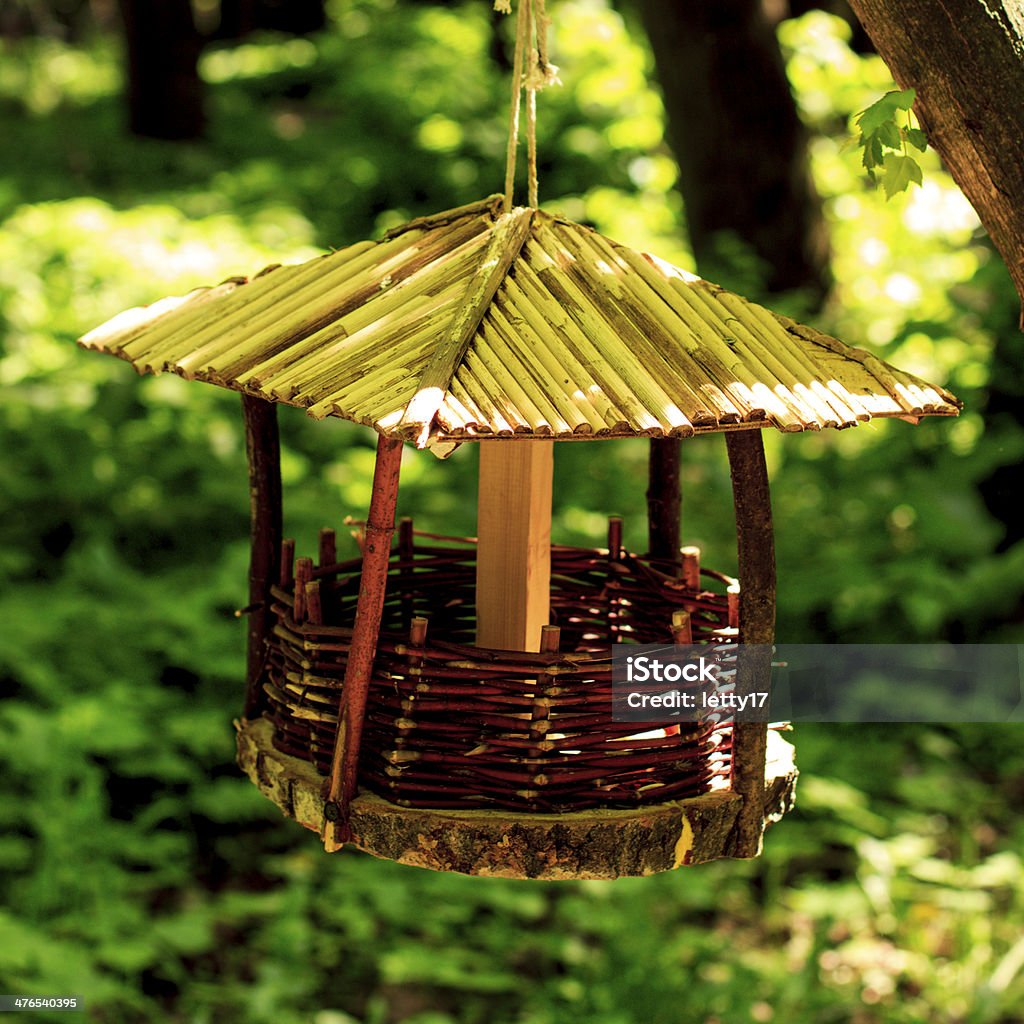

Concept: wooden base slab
[[236, 717, 797, 879]]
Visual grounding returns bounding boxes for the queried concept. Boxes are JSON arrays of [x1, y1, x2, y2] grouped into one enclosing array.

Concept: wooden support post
[[475, 441, 553, 652], [242, 394, 282, 720], [324, 434, 404, 850], [725, 429, 776, 859], [647, 437, 681, 566]]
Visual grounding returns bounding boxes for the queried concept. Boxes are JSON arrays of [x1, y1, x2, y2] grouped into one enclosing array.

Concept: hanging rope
[[501, 0, 529, 212], [497, 0, 560, 211]]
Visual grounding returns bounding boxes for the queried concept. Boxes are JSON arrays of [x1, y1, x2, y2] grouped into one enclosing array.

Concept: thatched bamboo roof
[[79, 194, 959, 449]]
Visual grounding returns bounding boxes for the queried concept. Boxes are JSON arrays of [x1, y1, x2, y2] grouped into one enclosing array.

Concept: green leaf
[[904, 126, 928, 152], [876, 120, 902, 150], [856, 88, 915, 135], [861, 134, 884, 171], [881, 153, 923, 198], [892, 87, 916, 110]]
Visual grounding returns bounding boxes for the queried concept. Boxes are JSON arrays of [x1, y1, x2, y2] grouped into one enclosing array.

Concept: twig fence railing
[[262, 522, 738, 814]]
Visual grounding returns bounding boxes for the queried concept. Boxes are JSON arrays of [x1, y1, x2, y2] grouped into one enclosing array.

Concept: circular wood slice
[[236, 716, 797, 879]]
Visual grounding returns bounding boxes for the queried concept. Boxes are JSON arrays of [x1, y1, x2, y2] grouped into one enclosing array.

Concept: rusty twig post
[[725, 429, 775, 859], [242, 395, 282, 720], [324, 435, 404, 850], [279, 538, 295, 589], [318, 527, 337, 569], [671, 609, 693, 644], [607, 515, 624, 641], [399, 516, 415, 631], [680, 545, 701, 591], [293, 557, 312, 624]]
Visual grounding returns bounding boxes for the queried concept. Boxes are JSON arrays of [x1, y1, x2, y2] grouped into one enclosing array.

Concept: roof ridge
[[397, 206, 535, 446], [382, 194, 505, 241]]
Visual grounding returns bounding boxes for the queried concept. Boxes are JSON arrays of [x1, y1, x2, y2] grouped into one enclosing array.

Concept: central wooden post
[[476, 441, 554, 652]]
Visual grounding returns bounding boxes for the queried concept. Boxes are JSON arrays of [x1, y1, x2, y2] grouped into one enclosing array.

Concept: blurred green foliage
[[1, 3, 1023, 1022]]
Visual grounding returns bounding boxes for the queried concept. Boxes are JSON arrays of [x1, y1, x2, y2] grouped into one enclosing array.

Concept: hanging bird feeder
[[77, 1, 959, 878]]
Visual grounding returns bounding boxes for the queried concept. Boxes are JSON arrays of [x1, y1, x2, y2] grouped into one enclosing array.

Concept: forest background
[[1, 1, 1023, 1021]]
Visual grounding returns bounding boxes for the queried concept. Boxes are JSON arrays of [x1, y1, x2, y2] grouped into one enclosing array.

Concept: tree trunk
[[845, 0, 1024, 325], [636, 0, 831, 301], [978, 307, 1024, 550], [217, 0, 326, 38], [120, 0, 204, 140], [786, 0, 875, 54], [846, 1, 1024, 555]]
